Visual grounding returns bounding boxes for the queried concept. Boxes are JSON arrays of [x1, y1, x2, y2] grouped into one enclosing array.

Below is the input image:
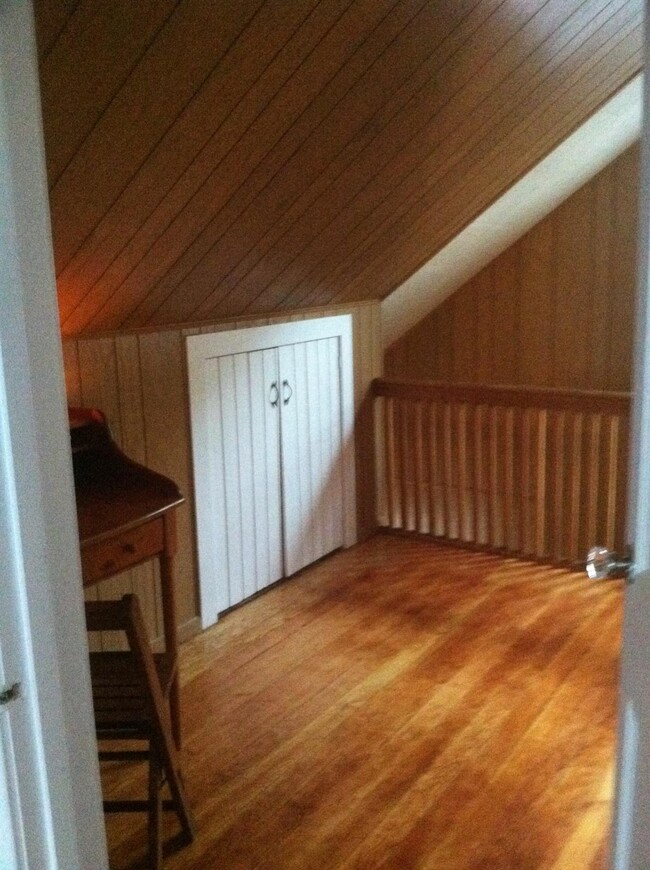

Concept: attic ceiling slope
[[382, 74, 644, 347], [35, 0, 644, 337]]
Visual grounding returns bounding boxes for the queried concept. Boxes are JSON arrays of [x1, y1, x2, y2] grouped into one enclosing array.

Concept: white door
[[194, 338, 345, 609], [279, 338, 344, 576], [0, 2, 107, 866], [203, 349, 283, 612], [0, 724, 21, 870], [187, 316, 356, 627], [611, 33, 650, 868], [0, 407, 32, 869]]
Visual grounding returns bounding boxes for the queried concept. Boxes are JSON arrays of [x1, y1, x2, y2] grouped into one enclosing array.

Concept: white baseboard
[[151, 615, 202, 652], [178, 615, 202, 643]]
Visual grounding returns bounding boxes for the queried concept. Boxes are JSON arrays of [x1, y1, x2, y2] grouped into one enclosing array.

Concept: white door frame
[[610, 10, 650, 862], [187, 315, 356, 627], [2, 0, 650, 865], [0, 3, 106, 867]]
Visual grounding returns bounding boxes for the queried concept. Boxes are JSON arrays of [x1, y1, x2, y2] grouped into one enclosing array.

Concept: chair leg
[[157, 739, 195, 845], [148, 749, 163, 870], [168, 760, 195, 845]]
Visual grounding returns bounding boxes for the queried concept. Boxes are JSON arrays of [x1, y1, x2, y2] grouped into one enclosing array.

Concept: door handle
[[269, 382, 279, 407], [282, 379, 293, 406], [586, 546, 634, 583]]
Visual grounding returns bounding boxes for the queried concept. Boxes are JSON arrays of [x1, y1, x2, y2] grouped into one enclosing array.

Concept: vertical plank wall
[[63, 301, 382, 643], [385, 144, 639, 392]]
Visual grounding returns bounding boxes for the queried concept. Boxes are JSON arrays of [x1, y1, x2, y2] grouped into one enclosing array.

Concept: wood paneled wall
[[35, 0, 642, 335], [386, 144, 640, 392], [63, 301, 382, 643]]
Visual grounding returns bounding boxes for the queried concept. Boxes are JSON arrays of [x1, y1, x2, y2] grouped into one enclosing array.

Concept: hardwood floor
[[102, 535, 622, 869]]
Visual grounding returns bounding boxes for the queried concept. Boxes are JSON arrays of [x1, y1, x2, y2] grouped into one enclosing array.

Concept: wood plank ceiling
[[35, 0, 644, 338]]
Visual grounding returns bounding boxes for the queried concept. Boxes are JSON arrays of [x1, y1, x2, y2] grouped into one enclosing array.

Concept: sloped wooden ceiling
[[35, 0, 644, 337]]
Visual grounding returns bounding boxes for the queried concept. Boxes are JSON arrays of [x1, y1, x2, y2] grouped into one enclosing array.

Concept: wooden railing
[[373, 378, 631, 567]]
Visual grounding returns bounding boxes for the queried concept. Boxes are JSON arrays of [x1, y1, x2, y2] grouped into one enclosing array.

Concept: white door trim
[[187, 315, 356, 627], [0, 3, 107, 866], [610, 14, 650, 869]]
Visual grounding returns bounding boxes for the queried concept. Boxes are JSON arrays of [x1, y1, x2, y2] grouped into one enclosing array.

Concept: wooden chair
[[85, 594, 195, 868]]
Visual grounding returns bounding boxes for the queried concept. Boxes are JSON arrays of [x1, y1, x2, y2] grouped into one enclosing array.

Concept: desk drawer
[[82, 519, 164, 583]]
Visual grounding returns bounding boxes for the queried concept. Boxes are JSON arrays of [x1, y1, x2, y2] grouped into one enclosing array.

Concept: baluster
[[399, 400, 411, 530], [586, 413, 601, 551], [473, 405, 484, 546], [553, 411, 566, 562], [428, 402, 440, 537], [605, 415, 620, 550], [615, 413, 629, 554], [374, 396, 389, 527], [384, 397, 396, 528], [488, 406, 499, 548], [535, 410, 548, 558], [569, 412, 584, 564], [521, 408, 533, 556], [414, 403, 426, 533], [504, 407, 515, 553], [421, 402, 432, 535], [443, 402, 454, 538], [457, 404, 469, 541]]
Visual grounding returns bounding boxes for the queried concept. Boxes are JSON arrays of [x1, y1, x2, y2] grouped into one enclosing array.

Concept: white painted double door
[[206, 337, 344, 612]]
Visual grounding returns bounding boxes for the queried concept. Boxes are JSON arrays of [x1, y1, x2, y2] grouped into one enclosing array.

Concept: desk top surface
[[70, 407, 183, 546]]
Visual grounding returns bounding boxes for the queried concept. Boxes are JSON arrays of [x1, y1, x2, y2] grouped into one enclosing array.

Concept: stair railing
[[373, 378, 631, 567]]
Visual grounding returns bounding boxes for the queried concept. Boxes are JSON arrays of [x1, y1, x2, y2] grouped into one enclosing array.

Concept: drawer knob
[[102, 559, 116, 572], [122, 542, 137, 555]]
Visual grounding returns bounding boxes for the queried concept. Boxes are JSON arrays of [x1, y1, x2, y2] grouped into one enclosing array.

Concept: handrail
[[373, 377, 631, 567], [373, 378, 631, 416]]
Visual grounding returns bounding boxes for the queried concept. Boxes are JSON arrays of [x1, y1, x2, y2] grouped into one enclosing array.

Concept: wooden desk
[[71, 408, 185, 750]]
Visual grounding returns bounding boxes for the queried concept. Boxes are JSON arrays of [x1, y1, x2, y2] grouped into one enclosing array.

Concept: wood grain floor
[[102, 535, 622, 869]]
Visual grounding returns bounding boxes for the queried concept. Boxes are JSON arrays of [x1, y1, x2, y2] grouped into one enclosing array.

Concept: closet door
[[279, 337, 344, 576], [187, 314, 356, 628], [206, 349, 283, 611]]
